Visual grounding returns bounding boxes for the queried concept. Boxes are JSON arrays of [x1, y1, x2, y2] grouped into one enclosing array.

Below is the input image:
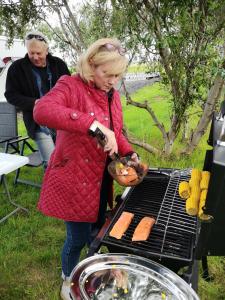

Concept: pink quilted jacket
[[33, 74, 133, 222]]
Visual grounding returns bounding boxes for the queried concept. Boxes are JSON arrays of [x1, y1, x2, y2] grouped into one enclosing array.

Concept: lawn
[[0, 82, 224, 300]]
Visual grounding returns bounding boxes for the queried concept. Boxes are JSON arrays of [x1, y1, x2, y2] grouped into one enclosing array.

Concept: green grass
[[0, 84, 224, 299]]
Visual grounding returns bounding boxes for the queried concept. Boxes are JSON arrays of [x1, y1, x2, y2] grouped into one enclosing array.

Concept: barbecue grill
[[88, 169, 198, 278], [86, 103, 225, 293]]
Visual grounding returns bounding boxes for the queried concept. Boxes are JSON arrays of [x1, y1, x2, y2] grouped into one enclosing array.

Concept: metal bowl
[[107, 160, 148, 186], [69, 253, 199, 300]]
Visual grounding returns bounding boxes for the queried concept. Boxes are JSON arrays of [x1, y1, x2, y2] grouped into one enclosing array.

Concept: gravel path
[[117, 77, 160, 95]]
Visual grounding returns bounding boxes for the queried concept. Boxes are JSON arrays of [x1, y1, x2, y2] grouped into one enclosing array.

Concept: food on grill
[[109, 211, 134, 239], [191, 168, 202, 182], [132, 216, 155, 241], [179, 181, 191, 199], [185, 170, 211, 219], [186, 196, 199, 216], [198, 190, 211, 220], [190, 184, 201, 201], [185, 183, 201, 216], [200, 171, 211, 190], [200, 189, 207, 202]]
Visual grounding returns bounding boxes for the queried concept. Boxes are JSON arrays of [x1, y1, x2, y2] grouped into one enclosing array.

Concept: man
[[5, 31, 70, 169]]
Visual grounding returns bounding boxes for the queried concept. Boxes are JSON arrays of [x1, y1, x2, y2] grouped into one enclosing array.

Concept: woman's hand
[[130, 152, 140, 163], [92, 121, 118, 156]]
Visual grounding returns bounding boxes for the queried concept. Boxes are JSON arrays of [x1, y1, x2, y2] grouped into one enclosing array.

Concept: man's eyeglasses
[[26, 34, 47, 43], [101, 43, 126, 56]]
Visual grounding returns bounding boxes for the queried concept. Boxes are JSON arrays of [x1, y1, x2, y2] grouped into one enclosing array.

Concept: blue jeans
[[61, 169, 110, 277], [34, 127, 55, 169]]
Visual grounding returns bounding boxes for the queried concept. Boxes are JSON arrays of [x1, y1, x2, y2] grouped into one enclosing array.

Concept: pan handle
[[89, 126, 120, 160], [94, 127, 107, 148]]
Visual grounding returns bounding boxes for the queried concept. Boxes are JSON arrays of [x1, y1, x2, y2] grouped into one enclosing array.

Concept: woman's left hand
[[130, 152, 140, 163]]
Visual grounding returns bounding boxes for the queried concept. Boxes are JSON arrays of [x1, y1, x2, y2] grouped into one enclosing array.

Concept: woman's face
[[92, 62, 120, 92]]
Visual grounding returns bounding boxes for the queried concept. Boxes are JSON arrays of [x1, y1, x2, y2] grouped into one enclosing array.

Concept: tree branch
[[121, 80, 168, 142], [122, 127, 161, 155]]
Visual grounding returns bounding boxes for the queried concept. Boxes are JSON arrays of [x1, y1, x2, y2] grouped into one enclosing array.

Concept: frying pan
[[92, 127, 148, 186]]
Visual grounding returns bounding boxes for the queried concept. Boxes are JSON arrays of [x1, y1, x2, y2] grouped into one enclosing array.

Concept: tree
[[111, 0, 225, 155], [1, 0, 225, 156]]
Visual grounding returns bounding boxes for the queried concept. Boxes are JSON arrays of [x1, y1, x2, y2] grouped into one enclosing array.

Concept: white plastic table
[[0, 153, 29, 223]]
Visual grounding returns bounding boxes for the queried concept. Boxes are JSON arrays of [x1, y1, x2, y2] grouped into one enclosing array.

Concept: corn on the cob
[[190, 184, 201, 201], [200, 171, 211, 190], [191, 168, 202, 182], [185, 182, 201, 216], [186, 196, 199, 216], [179, 181, 190, 199], [198, 190, 210, 220], [200, 189, 207, 203]]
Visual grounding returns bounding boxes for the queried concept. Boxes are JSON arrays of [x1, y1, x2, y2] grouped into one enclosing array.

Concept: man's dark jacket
[[5, 53, 70, 139]]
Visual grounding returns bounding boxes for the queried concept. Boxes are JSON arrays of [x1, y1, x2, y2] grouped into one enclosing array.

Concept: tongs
[[90, 127, 148, 186]]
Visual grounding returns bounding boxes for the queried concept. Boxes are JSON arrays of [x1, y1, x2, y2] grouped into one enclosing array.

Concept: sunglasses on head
[[101, 43, 126, 56], [26, 34, 47, 43]]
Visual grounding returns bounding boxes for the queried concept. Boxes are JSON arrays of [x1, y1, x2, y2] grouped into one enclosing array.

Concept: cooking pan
[[92, 127, 148, 186]]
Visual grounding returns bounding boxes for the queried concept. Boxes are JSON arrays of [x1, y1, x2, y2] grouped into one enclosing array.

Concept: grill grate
[[156, 169, 197, 254], [101, 170, 198, 263]]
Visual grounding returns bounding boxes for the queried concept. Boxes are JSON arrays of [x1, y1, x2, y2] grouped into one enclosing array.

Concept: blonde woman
[[33, 38, 139, 300]]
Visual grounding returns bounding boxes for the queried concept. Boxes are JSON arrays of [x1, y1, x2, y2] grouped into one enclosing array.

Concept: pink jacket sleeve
[[33, 75, 95, 134]]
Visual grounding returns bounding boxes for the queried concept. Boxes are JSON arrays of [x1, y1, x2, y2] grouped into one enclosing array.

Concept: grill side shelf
[[155, 169, 198, 254]]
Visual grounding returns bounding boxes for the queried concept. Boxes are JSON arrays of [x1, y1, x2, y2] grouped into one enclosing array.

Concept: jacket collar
[[76, 74, 115, 98]]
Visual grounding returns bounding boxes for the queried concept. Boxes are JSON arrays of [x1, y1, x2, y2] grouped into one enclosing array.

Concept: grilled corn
[[186, 196, 199, 216], [185, 183, 201, 216], [179, 181, 191, 199], [191, 168, 202, 182], [198, 190, 209, 220], [200, 171, 211, 190]]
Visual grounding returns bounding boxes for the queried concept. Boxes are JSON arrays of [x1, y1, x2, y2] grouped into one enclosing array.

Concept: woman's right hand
[[92, 121, 118, 156]]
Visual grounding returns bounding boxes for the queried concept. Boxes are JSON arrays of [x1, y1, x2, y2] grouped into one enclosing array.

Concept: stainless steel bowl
[[69, 253, 199, 300]]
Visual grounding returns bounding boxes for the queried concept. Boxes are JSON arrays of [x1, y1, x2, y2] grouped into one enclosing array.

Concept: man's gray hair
[[25, 30, 49, 48]]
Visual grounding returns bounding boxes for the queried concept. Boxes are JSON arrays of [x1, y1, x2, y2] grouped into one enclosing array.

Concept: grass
[[0, 83, 224, 300]]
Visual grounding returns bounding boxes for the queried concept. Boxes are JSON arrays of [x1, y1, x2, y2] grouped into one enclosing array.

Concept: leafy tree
[[110, 0, 225, 155], [1, 0, 225, 156]]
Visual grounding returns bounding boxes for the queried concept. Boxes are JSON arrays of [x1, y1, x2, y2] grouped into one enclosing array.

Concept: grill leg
[[191, 260, 199, 292], [181, 260, 198, 292]]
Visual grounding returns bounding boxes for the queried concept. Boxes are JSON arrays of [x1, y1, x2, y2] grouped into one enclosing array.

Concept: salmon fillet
[[132, 217, 155, 241], [109, 211, 134, 239]]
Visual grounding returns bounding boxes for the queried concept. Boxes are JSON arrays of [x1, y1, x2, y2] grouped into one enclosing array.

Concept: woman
[[33, 37, 139, 300]]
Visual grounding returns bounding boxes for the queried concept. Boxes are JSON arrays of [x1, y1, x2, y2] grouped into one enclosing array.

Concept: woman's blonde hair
[[77, 38, 128, 82]]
